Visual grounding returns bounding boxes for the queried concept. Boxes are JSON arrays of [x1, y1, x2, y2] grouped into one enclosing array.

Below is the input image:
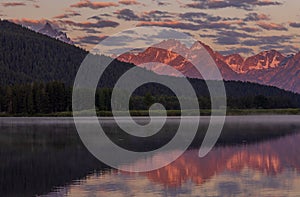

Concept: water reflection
[[0, 116, 300, 196], [47, 133, 300, 197], [140, 132, 300, 187]]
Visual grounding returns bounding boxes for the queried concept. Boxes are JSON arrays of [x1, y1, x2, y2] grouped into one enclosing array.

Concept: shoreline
[[0, 108, 299, 117]]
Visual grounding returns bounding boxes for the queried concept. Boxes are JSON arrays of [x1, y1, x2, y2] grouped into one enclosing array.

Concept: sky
[[1, 0, 300, 56]]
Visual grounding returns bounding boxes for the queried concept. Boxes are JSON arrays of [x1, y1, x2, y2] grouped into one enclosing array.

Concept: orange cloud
[[118, 0, 140, 5], [257, 13, 270, 20], [137, 20, 201, 30], [11, 18, 48, 25], [9, 18, 62, 31], [2, 2, 26, 7], [71, 0, 118, 9], [54, 11, 81, 19], [61, 19, 119, 28], [137, 21, 180, 26], [257, 22, 288, 31]]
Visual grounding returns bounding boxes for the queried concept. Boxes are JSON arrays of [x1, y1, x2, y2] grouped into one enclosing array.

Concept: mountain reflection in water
[[48, 132, 300, 197], [1, 116, 300, 196]]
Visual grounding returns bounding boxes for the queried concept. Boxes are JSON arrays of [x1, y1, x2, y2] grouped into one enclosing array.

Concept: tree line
[[0, 82, 71, 114], [0, 81, 299, 115]]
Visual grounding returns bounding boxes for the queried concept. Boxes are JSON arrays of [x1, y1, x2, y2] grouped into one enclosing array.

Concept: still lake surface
[[1, 116, 300, 197]]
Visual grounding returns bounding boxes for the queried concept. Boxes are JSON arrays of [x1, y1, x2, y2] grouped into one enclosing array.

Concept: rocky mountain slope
[[118, 39, 300, 93], [38, 22, 73, 45]]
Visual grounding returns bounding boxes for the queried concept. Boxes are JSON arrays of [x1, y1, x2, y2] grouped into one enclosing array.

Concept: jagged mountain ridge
[[118, 39, 300, 93], [1, 19, 300, 106], [222, 50, 285, 73], [118, 40, 239, 80], [14, 21, 298, 93], [19, 22, 298, 93], [38, 22, 73, 45]]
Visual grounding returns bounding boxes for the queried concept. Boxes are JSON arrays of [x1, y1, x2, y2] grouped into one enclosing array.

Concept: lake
[[1, 116, 300, 197]]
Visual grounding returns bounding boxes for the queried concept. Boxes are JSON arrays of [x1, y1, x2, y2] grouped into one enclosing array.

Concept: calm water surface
[[1, 116, 300, 197]]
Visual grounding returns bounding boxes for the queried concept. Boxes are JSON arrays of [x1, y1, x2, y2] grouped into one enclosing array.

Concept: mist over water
[[1, 116, 300, 196]]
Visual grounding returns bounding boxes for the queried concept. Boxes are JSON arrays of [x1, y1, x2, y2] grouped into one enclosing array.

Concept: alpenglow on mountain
[[18, 21, 299, 93], [118, 39, 300, 93], [1, 19, 300, 106]]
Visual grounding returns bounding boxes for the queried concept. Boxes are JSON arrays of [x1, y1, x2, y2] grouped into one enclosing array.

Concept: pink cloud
[[2, 2, 26, 7], [61, 19, 119, 28], [137, 20, 201, 30], [9, 18, 62, 31], [257, 22, 288, 31], [54, 11, 81, 19], [71, 0, 118, 9], [118, 0, 140, 5], [10, 18, 48, 25]]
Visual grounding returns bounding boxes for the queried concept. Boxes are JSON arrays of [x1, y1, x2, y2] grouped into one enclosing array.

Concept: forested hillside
[[0, 20, 142, 86], [1, 20, 300, 114], [0, 20, 87, 84]]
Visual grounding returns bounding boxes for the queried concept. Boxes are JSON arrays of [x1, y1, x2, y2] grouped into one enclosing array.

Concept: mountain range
[[1, 19, 300, 109], [15, 21, 300, 93], [118, 39, 300, 93]]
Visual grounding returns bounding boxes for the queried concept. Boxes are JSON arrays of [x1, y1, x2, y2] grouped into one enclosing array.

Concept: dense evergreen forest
[[0, 20, 138, 86], [0, 81, 299, 115], [1, 20, 300, 115]]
